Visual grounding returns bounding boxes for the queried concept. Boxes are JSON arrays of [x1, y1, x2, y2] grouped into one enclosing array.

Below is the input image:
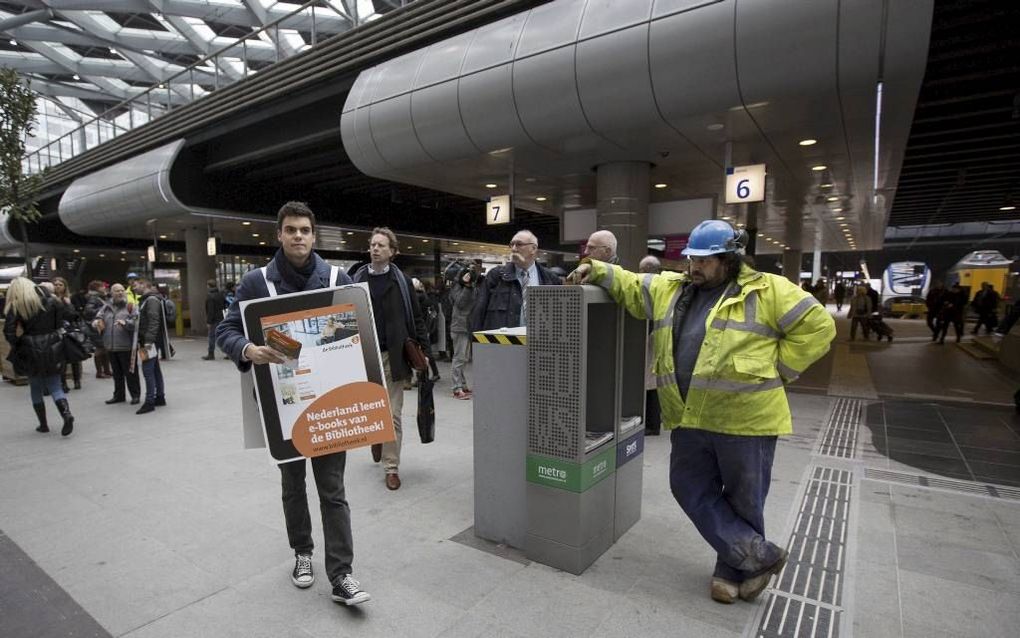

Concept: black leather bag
[[403, 337, 429, 372], [417, 373, 436, 444], [62, 321, 95, 363]]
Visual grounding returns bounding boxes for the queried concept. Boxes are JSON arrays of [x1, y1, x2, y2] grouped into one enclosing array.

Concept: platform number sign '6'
[[486, 195, 512, 225], [725, 164, 766, 204]]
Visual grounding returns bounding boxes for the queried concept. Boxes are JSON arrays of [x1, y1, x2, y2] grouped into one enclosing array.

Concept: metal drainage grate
[[758, 594, 839, 638], [864, 467, 1020, 501], [817, 398, 862, 459], [756, 466, 852, 638]]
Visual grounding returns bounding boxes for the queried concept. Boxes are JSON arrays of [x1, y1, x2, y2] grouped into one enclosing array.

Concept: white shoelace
[[295, 555, 312, 577], [340, 576, 361, 594]]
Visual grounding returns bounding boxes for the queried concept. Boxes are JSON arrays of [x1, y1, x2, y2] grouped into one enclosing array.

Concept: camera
[[444, 259, 480, 286]]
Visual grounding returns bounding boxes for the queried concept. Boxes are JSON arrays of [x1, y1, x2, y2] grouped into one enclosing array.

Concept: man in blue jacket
[[216, 201, 370, 607], [471, 229, 561, 331]]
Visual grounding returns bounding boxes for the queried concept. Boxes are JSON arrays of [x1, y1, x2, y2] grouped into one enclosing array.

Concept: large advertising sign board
[[240, 284, 394, 464]]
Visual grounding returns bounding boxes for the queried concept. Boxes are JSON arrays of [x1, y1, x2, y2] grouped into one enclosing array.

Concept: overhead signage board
[[207, 236, 219, 256], [725, 164, 766, 204], [486, 195, 512, 225]]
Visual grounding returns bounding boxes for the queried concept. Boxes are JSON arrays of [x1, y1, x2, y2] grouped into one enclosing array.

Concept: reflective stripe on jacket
[[589, 260, 836, 436]]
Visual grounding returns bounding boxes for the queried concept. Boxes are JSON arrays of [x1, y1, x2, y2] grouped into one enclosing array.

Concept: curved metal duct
[[58, 139, 188, 236], [0, 211, 18, 251], [341, 0, 852, 180]]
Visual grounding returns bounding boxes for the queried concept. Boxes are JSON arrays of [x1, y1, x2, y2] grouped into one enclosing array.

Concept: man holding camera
[[449, 264, 478, 399]]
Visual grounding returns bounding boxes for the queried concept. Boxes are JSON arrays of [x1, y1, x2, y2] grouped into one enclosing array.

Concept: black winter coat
[[205, 288, 225, 324], [471, 263, 561, 332], [352, 264, 430, 382], [4, 291, 75, 376], [137, 293, 166, 348]]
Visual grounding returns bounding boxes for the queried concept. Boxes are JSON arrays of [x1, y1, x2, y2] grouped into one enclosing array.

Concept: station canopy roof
[[0, 0, 398, 149]]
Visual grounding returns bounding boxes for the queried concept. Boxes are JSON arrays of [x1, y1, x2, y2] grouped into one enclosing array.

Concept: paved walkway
[[1, 327, 1018, 637]]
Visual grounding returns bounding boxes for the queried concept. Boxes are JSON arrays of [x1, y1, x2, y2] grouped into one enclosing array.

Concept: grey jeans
[[279, 452, 353, 584], [451, 331, 471, 391]]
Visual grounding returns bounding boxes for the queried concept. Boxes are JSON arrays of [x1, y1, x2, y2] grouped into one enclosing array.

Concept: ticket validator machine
[[471, 285, 646, 573], [523, 285, 647, 574]]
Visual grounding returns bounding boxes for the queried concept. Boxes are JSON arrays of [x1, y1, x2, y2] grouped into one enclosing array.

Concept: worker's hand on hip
[[566, 264, 592, 285], [245, 344, 286, 365]]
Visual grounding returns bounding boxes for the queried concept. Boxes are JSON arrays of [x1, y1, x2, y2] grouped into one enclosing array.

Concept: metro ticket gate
[[471, 285, 646, 574]]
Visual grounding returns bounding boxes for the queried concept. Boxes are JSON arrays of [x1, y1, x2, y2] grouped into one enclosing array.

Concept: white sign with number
[[486, 195, 511, 225], [725, 164, 766, 204]]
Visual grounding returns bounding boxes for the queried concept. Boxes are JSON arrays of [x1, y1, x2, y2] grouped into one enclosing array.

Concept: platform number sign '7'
[[725, 164, 766, 204], [487, 195, 512, 225]]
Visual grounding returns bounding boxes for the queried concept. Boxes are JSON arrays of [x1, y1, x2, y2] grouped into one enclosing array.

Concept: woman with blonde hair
[[51, 276, 83, 392], [3, 277, 77, 435]]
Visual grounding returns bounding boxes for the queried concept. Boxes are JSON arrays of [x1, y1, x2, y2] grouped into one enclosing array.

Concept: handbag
[[403, 337, 429, 372], [417, 372, 436, 444], [62, 321, 95, 363]]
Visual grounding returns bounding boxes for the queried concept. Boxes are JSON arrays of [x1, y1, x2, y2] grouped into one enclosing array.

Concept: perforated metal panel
[[528, 287, 584, 460]]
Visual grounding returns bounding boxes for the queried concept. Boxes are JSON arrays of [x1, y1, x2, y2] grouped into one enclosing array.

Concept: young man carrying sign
[[217, 202, 370, 606]]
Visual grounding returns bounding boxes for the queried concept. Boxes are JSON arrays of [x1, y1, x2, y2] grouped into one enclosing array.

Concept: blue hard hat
[[682, 220, 744, 257], [126, 272, 140, 279]]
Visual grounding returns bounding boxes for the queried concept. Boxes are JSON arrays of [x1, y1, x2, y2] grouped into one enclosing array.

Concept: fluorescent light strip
[[873, 81, 883, 192]]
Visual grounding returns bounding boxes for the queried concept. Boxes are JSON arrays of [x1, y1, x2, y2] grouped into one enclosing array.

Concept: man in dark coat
[[351, 226, 430, 491], [202, 279, 226, 360], [471, 229, 561, 331], [865, 282, 880, 315], [925, 281, 946, 339], [833, 281, 847, 312], [216, 201, 370, 607], [134, 279, 166, 414], [971, 282, 1000, 335], [936, 283, 967, 344]]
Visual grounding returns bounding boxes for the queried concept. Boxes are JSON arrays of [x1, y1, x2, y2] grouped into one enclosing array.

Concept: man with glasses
[[471, 229, 560, 331], [583, 230, 619, 264]]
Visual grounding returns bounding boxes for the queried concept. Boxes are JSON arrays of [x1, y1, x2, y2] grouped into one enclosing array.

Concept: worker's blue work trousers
[[669, 428, 782, 582]]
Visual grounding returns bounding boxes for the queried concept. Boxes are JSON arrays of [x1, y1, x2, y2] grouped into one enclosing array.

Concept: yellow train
[[948, 250, 1012, 301]]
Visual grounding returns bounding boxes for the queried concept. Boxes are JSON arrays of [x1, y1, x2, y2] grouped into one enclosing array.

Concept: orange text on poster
[[290, 381, 395, 458]]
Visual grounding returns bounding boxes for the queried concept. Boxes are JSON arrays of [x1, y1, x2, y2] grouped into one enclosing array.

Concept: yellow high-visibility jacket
[[589, 260, 835, 436]]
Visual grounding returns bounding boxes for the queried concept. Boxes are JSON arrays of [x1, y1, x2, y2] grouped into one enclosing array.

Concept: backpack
[[163, 298, 177, 323]]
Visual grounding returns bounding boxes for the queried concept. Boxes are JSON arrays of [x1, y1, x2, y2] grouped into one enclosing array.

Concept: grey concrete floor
[[1, 329, 1019, 638]]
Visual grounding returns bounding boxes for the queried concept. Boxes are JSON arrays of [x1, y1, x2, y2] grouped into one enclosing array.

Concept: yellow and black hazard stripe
[[472, 332, 527, 346]]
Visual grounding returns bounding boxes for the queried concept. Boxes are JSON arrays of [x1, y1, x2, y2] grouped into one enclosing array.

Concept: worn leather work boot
[[32, 402, 49, 433], [55, 398, 74, 436], [710, 578, 739, 604], [739, 548, 789, 602]]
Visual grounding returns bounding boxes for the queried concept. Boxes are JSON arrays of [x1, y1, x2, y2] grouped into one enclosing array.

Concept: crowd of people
[[2, 274, 178, 437], [923, 280, 1012, 343]]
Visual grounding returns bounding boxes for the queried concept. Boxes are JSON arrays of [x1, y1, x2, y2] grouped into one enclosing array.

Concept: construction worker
[[125, 272, 141, 307], [567, 219, 835, 605]]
